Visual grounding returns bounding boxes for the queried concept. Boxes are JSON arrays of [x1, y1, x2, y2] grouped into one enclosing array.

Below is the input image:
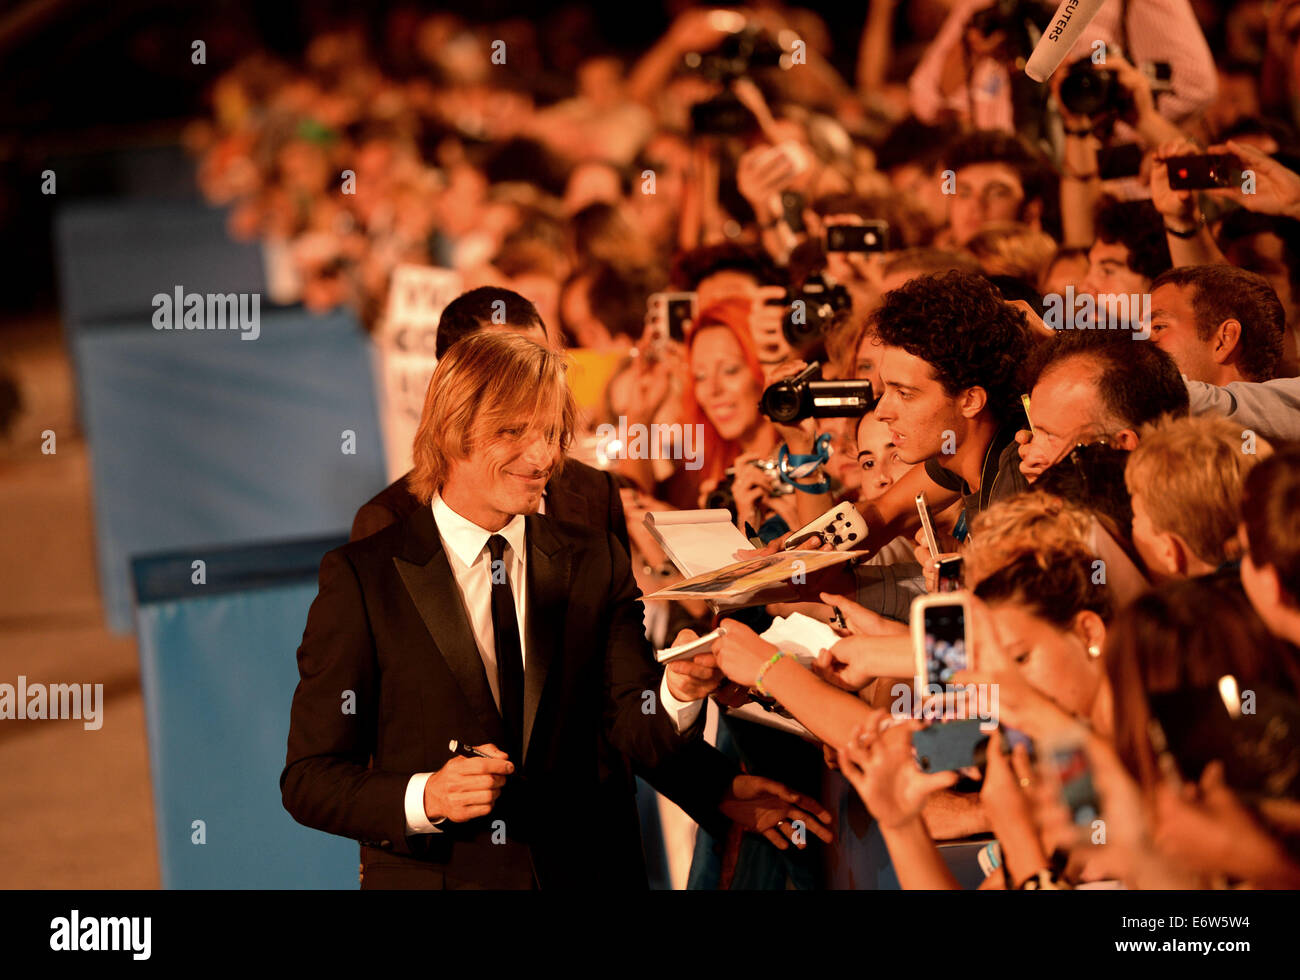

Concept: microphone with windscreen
[[1024, 0, 1108, 83]]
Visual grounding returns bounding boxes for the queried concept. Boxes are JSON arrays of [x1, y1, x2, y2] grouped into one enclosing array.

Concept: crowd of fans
[[192, 1, 1300, 889]]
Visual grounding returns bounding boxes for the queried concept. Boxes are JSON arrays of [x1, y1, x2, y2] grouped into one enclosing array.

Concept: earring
[[1087, 644, 1101, 659]]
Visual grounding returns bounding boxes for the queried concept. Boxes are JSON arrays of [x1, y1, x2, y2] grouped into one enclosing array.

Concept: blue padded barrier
[[132, 535, 357, 888], [74, 306, 387, 632]]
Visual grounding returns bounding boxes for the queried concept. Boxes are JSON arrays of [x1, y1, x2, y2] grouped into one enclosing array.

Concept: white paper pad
[[643, 509, 753, 579]]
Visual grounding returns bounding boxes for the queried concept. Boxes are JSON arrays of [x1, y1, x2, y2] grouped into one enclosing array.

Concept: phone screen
[[923, 603, 968, 686], [665, 296, 695, 341], [936, 556, 964, 593], [1050, 743, 1100, 826]]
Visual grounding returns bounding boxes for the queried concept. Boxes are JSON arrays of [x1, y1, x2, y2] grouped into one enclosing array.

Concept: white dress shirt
[[404, 494, 703, 833]]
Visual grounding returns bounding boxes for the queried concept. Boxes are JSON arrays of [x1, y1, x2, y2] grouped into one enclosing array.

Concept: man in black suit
[[349, 286, 734, 873], [283, 329, 830, 888]]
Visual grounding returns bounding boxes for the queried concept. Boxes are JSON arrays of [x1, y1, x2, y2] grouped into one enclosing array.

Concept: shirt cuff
[[659, 673, 704, 734], [404, 772, 445, 834]]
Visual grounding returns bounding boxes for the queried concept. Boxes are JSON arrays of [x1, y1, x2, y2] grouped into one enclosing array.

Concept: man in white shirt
[[283, 330, 830, 888]]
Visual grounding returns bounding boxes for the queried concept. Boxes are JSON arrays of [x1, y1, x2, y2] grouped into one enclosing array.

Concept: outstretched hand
[[720, 773, 835, 850], [837, 708, 959, 829]]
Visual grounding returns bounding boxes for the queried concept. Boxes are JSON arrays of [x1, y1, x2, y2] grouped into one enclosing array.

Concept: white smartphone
[[915, 492, 940, 561], [759, 139, 812, 185], [910, 592, 974, 692], [646, 291, 697, 344]]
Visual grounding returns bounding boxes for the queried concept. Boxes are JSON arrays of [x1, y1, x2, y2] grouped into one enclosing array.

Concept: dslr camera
[[780, 272, 852, 349], [1058, 57, 1172, 119], [968, 0, 1058, 62], [705, 457, 794, 521], [684, 17, 787, 136]]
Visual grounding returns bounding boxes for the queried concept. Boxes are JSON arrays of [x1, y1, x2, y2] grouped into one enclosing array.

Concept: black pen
[[449, 739, 520, 782], [448, 738, 491, 760]]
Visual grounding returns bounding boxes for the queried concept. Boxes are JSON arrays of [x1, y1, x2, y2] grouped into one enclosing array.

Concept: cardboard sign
[[375, 265, 462, 480]]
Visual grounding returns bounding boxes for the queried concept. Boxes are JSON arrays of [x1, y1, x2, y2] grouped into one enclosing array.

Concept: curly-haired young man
[[851, 270, 1036, 554]]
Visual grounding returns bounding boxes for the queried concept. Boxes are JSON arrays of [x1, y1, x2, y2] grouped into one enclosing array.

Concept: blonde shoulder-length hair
[[407, 331, 577, 505]]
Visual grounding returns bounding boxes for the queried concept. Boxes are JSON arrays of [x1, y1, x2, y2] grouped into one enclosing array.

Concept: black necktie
[[486, 534, 524, 760]]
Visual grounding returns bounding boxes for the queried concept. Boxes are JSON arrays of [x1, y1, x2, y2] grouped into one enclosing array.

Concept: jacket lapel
[[546, 473, 590, 528], [393, 506, 506, 747], [522, 513, 571, 765]]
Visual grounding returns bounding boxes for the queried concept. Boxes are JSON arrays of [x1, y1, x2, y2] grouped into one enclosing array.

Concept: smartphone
[[1142, 60, 1173, 93], [915, 492, 940, 562], [936, 555, 964, 593], [780, 190, 806, 234], [911, 592, 973, 691], [913, 719, 987, 773], [1165, 153, 1243, 191], [646, 292, 697, 344], [1097, 142, 1144, 181], [764, 140, 812, 183], [1045, 737, 1101, 827], [826, 220, 889, 253]]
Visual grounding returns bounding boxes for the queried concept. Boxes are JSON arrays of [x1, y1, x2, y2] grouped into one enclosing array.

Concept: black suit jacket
[[282, 502, 731, 889], [347, 462, 738, 850]]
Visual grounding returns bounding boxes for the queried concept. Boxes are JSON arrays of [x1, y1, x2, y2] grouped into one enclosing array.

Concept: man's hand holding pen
[[423, 742, 515, 823]]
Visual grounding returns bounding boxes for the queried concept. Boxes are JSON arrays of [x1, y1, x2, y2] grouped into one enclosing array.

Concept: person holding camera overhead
[[909, 0, 1217, 135]]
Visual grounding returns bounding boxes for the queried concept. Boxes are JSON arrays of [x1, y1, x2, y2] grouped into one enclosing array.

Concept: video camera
[[759, 361, 876, 425]]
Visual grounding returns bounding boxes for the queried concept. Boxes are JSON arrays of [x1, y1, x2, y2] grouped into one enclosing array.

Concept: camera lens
[[1059, 65, 1114, 118], [762, 384, 802, 424]]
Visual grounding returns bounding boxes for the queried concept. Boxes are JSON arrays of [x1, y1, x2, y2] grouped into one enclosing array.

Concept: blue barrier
[[74, 306, 387, 633], [133, 536, 357, 888], [54, 200, 266, 327]]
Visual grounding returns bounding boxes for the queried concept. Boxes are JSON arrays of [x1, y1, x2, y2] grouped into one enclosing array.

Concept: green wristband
[[755, 651, 788, 697]]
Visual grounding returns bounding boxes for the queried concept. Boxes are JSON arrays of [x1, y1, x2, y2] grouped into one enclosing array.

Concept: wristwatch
[[1164, 213, 1206, 239]]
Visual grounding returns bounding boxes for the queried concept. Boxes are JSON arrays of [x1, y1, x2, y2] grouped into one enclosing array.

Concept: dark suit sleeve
[[633, 743, 738, 841], [280, 549, 414, 852], [595, 474, 738, 836], [600, 531, 699, 771]]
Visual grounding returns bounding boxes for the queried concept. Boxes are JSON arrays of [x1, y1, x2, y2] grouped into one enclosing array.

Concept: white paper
[[726, 701, 817, 742], [644, 509, 753, 579], [655, 626, 726, 664], [759, 612, 840, 667]]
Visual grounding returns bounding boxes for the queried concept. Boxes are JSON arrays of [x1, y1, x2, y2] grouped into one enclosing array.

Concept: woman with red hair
[[684, 298, 798, 534]]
